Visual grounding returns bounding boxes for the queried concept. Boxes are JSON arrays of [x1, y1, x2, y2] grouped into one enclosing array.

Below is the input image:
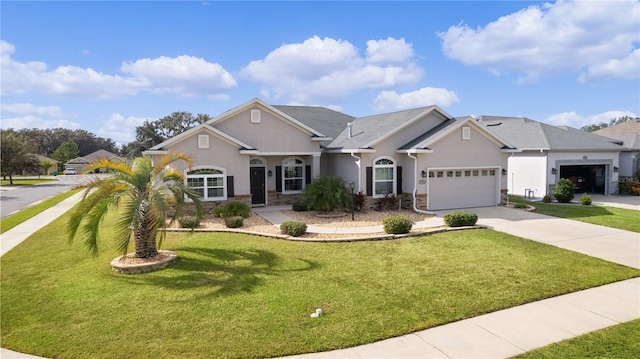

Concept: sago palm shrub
[[67, 152, 203, 259]]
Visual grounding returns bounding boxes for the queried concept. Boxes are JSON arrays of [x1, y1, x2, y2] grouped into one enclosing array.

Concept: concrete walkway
[[2, 199, 639, 359]]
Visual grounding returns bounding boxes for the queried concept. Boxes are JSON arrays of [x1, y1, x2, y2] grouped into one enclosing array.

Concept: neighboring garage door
[[427, 168, 499, 210]]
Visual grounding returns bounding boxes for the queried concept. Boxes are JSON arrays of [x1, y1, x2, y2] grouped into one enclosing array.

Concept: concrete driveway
[[434, 206, 640, 269]]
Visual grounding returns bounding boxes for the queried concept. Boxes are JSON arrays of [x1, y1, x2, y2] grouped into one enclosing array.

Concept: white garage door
[[427, 168, 498, 210]]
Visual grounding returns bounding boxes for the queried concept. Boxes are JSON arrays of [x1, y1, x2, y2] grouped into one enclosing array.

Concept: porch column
[[312, 153, 321, 179]]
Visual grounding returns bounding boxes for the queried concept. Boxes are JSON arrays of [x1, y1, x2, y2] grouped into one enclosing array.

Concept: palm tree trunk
[[134, 211, 159, 258]]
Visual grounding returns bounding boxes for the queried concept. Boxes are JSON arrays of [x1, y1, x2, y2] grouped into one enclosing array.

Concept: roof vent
[[347, 122, 353, 138]]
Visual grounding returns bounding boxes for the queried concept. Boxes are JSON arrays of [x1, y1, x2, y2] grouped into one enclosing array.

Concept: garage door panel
[[428, 169, 498, 210]]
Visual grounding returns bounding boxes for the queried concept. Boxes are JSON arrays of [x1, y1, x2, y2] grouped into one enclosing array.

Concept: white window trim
[[250, 109, 261, 124], [198, 134, 210, 149], [185, 166, 227, 201], [462, 126, 471, 140], [373, 156, 396, 198], [282, 156, 305, 194]]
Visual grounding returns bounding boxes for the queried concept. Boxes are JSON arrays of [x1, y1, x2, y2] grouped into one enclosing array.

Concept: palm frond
[[152, 152, 193, 175], [81, 158, 133, 176], [78, 195, 115, 257]]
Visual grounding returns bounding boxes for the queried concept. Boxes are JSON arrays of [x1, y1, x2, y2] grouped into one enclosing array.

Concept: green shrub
[[224, 216, 244, 228], [280, 221, 307, 237], [212, 206, 224, 218], [292, 198, 309, 212], [382, 215, 413, 234], [301, 176, 350, 212], [553, 178, 575, 203], [177, 215, 200, 228], [443, 211, 478, 227], [579, 193, 592, 205], [542, 194, 553, 203], [514, 203, 528, 209], [222, 201, 251, 218]]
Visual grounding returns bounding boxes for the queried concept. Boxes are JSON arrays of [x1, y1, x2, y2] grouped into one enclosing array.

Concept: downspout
[[350, 152, 361, 192], [407, 151, 435, 215]]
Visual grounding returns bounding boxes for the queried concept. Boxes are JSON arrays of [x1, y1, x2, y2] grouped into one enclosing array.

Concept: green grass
[[0, 188, 81, 234], [2, 213, 638, 359], [513, 319, 640, 358], [509, 196, 640, 233], [0, 178, 56, 186]]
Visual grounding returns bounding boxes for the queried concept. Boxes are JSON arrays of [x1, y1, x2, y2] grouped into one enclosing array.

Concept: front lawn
[[2, 214, 638, 359], [0, 178, 56, 186], [510, 196, 640, 233], [513, 318, 640, 358]]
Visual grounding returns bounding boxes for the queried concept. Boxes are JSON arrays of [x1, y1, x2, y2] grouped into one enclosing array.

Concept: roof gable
[[399, 117, 516, 152], [207, 98, 328, 138], [149, 123, 255, 151], [326, 106, 455, 151]]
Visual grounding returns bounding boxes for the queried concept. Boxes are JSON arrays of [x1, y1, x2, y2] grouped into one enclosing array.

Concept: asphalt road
[[0, 176, 81, 218]]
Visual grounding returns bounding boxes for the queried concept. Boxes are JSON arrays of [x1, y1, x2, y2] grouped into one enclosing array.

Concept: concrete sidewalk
[[1, 191, 84, 256], [2, 203, 639, 359]]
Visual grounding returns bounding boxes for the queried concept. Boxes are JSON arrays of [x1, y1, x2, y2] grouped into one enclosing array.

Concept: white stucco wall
[[618, 151, 639, 177], [507, 154, 547, 198], [213, 107, 320, 153]]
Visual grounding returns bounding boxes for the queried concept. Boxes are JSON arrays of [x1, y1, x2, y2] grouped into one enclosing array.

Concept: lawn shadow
[[541, 202, 616, 219], [119, 246, 319, 300]]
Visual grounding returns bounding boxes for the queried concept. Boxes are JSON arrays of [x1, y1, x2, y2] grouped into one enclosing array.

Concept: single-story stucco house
[[65, 149, 126, 173], [478, 116, 625, 197], [147, 98, 517, 211], [593, 118, 640, 178]]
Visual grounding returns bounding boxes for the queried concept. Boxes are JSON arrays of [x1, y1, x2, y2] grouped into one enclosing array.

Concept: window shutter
[[366, 167, 373, 196], [305, 165, 312, 184], [275, 166, 282, 192], [227, 176, 234, 197], [397, 166, 402, 194]]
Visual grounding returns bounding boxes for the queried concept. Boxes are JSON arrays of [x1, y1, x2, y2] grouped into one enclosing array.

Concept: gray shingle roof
[[479, 116, 624, 151], [272, 105, 355, 140], [326, 106, 437, 150], [593, 119, 640, 150]]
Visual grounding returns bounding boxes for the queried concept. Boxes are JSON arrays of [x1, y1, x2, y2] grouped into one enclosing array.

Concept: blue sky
[[2, 1, 638, 146]]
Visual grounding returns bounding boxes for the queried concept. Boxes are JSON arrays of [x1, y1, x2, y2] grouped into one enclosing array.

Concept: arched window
[[374, 157, 395, 197], [283, 157, 304, 192], [186, 167, 225, 200]]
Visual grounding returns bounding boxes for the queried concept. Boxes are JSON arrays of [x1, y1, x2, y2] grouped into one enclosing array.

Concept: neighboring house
[[478, 116, 624, 197], [20, 154, 59, 175], [147, 98, 516, 211], [593, 118, 640, 178], [65, 149, 126, 173]]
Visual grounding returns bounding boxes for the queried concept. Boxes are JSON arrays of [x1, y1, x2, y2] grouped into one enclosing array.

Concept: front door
[[250, 167, 266, 205]]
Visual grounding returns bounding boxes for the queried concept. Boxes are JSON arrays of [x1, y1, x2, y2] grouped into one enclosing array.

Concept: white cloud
[[579, 49, 640, 83], [439, 0, 640, 82], [1, 103, 65, 118], [545, 110, 637, 128], [241, 36, 424, 105], [372, 87, 459, 111], [0, 102, 79, 130], [0, 40, 236, 99], [0, 115, 81, 130], [97, 113, 149, 146], [121, 55, 236, 96], [366, 37, 414, 63]]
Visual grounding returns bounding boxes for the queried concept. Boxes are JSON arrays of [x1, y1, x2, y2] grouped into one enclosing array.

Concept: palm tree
[[67, 152, 203, 259]]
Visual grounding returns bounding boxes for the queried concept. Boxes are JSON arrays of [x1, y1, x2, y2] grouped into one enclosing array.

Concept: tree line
[[1, 112, 210, 183]]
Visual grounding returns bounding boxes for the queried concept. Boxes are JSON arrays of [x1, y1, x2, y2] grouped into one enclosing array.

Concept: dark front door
[[250, 167, 266, 205]]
